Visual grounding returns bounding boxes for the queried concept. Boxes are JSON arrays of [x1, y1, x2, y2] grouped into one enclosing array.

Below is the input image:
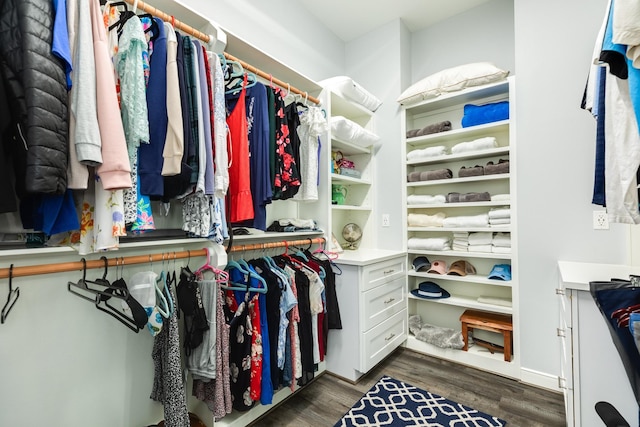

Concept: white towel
[[489, 218, 511, 226], [468, 244, 493, 253], [491, 194, 511, 202], [451, 137, 498, 154], [407, 194, 446, 205], [443, 214, 489, 228], [453, 231, 469, 239], [468, 232, 493, 245], [492, 232, 511, 247], [408, 212, 446, 227], [488, 208, 511, 219], [491, 246, 512, 254], [452, 238, 469, 247], [407, 237, 451, 251], [407, 145, 447, 161], [477, 296, 512, 307], [452, 245, 469, 252]]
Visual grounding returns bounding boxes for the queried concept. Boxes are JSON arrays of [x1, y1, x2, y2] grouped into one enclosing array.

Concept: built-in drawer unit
[[361, 309, 408, 372], [361, 277, 406, 331]]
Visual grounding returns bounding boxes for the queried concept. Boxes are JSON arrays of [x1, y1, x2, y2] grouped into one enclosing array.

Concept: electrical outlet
[[593, 210, 609, 230], [382, 214, 390, 227]]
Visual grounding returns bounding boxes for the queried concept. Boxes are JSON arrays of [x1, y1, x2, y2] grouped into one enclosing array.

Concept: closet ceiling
[[298, 0, 493, 42]]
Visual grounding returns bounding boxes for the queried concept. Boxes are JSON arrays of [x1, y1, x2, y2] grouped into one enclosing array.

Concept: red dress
[[226, 74, 254, 222]]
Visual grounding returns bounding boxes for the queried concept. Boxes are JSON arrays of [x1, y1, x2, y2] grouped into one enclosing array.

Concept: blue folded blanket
[[461, 101, 509, 128]]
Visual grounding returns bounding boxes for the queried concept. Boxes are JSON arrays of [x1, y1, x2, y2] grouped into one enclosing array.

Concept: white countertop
[[335, 248, 406, 266], [558, 260, 640, 291]]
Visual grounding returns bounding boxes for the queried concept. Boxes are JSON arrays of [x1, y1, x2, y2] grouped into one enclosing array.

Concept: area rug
[[334, 376, 506, 426]]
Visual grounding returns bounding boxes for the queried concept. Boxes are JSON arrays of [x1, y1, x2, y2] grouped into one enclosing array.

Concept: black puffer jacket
[[0, 0, 68, 195]]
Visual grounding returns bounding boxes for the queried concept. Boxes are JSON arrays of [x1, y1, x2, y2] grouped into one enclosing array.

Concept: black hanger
[[67, 258, 118, 302], [138, 13, 160, 42], [1, 264, 19, 324], [108, 7, 136, 34], [94, 257, 146, 333]]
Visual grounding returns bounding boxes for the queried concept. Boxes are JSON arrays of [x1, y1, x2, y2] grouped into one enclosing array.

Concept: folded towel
[[407, 146, 447, 161], [489, 218, 511, 225], [461, 101, 509, 128], [451, 136, 498, 154], [492, 232, 511, 247], [491, 193, 511, 202], [468, 244, 493, 253], [485, 159, 510, 175], [407, 194, 447, 205], [468, 232, 493, 245], [452, 238, 469, 247], [420, 168, 453, 181], [417, 120, 452, 136], [446, 192, 491, 203], [452, 245, 469, 252], [458, 165, 484, 178], [491, 246, 512, 254], [488, 208, 511, 219], [443, 214, 489, 228], [461, 192, 491, 202], [477, 295, 512, 307], [406, 129, 420, 138], [407, 171, 422, 182], [453, 231, 469, 238], [408, 212, 446, 227], [407, 237, 451, 251]]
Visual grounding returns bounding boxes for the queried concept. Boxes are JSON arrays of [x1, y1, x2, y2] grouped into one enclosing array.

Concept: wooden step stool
[[460, 309, 513, 362]]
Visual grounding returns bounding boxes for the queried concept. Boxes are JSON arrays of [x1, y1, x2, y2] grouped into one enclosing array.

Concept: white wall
[[513, 0, 630, 381], [410, 0, 515, 82], [344, 20, 409, 250]]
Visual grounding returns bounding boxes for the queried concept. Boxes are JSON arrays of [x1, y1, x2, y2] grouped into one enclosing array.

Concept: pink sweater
[[90, 0, 131, 190]]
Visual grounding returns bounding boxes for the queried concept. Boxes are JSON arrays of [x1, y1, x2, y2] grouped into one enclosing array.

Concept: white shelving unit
[[400, 78, 520, 379], [322, 90, 377, 252]]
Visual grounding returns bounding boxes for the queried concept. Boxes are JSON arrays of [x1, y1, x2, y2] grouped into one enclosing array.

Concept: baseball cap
[[427, 260, 447, 275], [488, 264, 512, 281], [412, 256, 430, 272], [410, 281, 451, 299], [447, 260, 477, 276]]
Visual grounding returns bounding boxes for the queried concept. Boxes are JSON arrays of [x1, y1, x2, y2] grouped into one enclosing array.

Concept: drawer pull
[[384, 298, 396, 304], [385, 333, 396, 341], [383, 269, 395, 274]]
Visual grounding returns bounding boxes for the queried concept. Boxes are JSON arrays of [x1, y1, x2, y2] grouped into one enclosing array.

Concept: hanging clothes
[[271, 88, 301, 200], [192, 288, 233, 420], [187, 278, 217, 379], [150, 284, 190, 427], [161, 22, 184, 178], [226, 74, 255, 223], [294, 106, 327, 202]]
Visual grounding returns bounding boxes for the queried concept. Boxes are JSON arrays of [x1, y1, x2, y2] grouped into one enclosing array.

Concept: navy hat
[[410, 281, 450, 299], [488, 264, 512, 281], [412, 256, 430, 272]]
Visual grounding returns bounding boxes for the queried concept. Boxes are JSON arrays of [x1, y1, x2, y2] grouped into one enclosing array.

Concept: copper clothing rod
[[0, 238, 325, 280], [121, 0, 321, 105]]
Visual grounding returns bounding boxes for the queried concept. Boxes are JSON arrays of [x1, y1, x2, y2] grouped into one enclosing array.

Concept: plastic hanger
[[151, 255, 170, 319], [1, 265, 19, 324], [224, 256, 268, 294], [68, 258, 125, 302]]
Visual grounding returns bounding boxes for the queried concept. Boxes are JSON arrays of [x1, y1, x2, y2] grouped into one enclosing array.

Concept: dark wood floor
[[250, 347, 566, 426]]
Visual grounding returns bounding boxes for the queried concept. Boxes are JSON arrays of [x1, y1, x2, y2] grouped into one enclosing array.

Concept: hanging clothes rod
[[0, 238, 325, 280], [120, 0, 321, 105]]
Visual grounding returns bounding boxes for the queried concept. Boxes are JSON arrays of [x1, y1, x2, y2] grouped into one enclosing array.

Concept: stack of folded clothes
[[468, 232, 493, 253], [407, 212, 446, 227], [446, 192, 491, 203], [407, 194, 446, 205], [442, 214, 489, 228], [458, 164, 484, 178], [406, 120, 452, 138], [451, 136, 497, 154], [407, 168, 453, 182], [407, 237, 451, 251], [485, 159, 509, 175], [452, 232, 469, 251], [491, 193, 510, 203], [407, 146, 447, 161], [492, 232, 511, 253], [489, 207, 511, 226]]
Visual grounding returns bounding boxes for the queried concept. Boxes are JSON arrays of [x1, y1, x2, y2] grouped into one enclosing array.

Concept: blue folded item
[[461, 101, 509, 128]]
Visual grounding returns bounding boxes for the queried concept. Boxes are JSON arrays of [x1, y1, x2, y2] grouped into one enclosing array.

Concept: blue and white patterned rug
[[334, 376, 507, 426]]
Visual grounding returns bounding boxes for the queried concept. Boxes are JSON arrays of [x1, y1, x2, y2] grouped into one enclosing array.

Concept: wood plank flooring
[[250, 347, 566, 426]]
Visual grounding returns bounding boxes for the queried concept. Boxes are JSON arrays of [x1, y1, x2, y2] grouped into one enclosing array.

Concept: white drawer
[[360, 309, 407, 372], [362, 277, 406, 331], [362, 256, 406, 291]]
